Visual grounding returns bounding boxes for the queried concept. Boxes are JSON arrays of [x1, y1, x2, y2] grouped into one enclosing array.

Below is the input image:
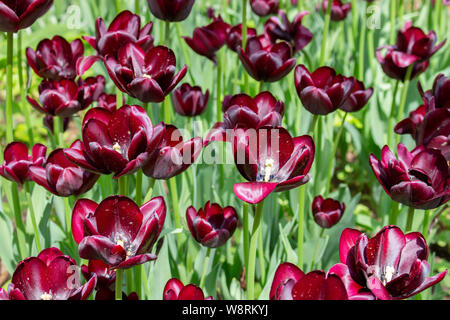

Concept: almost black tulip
[[339, 78, 373, 113], [0, 0, 53, 33], [239, 35, 296, 83], [26, 36, 83, 80], [163, 278, 213, 300], [312, 195, 345, 228], [250, 0, 279, 17], [172, 83, 209, 117], [226, 24, 257, 53], [147, 0, 195, 22]]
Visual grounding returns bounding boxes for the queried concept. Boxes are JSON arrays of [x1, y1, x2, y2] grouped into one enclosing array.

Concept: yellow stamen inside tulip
[[113, 142, 121, 153], [264, 159, 275, 182], [40, 293, 53, 300], [381, 266, 396, 285]]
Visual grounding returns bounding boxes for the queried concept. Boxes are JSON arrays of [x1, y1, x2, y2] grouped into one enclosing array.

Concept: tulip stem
[[25, 183, 42, 252], [114, 0, 121, 13], [389, 201, 400, 226], [387, 80, 400, 147], [298, 0, 303, 11], [18, 32, 34, 146], [216, 52, 223, 123], [257, 224, 266, 284], [423, 210, 431, 241], [351, 0, 358, 49], [169, 178, 181, 231], [389, 0, 397, 44], [116, 89, 123, 109], [118, 176, 128, 196], [297, 185, 306, 268], [406, 206, 415, 232], [11, 182, 27, 258], [358, 2, 367, 81], [320, 0, 333, 66], [135, 171, 143, 205], [64, 196, 71, 235], [143, 178, 156, 203], [309, 229, 326, 271], [115, 269, 123, 300], [199, 248, 211, 288], [6, 32, 14, 142], [395, 65, 414, 146], [243, 202, 249, 277], [242, 0, 249, 91], [324, 112, 348, 196], [247, 201, 264, 300]]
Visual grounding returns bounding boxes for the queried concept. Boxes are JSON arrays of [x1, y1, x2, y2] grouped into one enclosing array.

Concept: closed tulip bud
[[147, 0, 195, 22], [312, 195, 345, 228], [172, 83, 209, 117], [163, 278, 213, 300]]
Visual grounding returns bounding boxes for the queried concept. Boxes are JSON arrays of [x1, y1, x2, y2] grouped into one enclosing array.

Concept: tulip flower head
[[0, 248, 96, 300], [339, 78, 373, 113], [312, 195, 345, 228], [186, 201, 238, 248], [250, 0, 279, 17], [172, 83, 210, 117], [321, 0, 352, 21], [0, 0, 53, 33], [147, 0, 195, 22], [338, 226, 448, 300], [163, 278, 213, 300], [233, 126, 315, 204], [369, 143, 450, 210], [270, 262, 348, 300], [75, 196, 166, 269], [0, 142, 47, 185], [226, 24, 257, 53]]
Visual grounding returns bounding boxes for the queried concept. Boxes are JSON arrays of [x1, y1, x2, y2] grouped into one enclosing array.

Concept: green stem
[[164, 21, 170, 46], [169, 178, 181, 230], [405, 206, 414, 232], [387, 81, 400, 147], [136, 171, 143, 205], [247, 201, 264, 300], [389, 201, 400, 226], [143, 178, 156, 203], [216, 52, 222, 123], [242, 0, 249, 91], [320, 0, 333, 66], [243, 202, 249, 276], [395, 65, 414, 146], [422, 210, 431, 241], [358, 3, 367, 81], [199, 248, 211, 288], [309, 229, 326, 271], [118, 176, 128, 196], [126, 268, 134, 292], [163, 96, 171, 124], [115, 269, 123, 300], [134, 0, 140, 15], [351, 0, 358, 49], [114, 0, 121, 13], [25, 183, 42, 252], [297, 185, 306, 268], [257, 223, 266, 284], [297, 0, 303, 11], [116, 89, 123, 109], [11, 183, 27, 258], [18, 32, 34, 145], [390, 0, 397, 44], [6, 32, 14, 142], [64, 196, 71, 235], [325, 112, 348, 196]]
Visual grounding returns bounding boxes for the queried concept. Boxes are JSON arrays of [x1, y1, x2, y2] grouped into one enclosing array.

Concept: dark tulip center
[[408, 169, 432, 187]]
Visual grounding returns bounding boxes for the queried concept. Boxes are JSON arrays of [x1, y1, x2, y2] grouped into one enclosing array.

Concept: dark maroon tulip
[[339, 78, 373, 113], [239, 35, 296, 83], [226, 24, 257, 53], [105, 43, 187, 103], [270, 262, 348, 300], [0, 248, 96, 300], [0, 142, 46, 185], [43, 115, 70, 134], [328, 263, 376, 300], [294, 64, 355, 115], [264, 11, 313, 53], [233, 126, 315, 204], [186, 201, 238, 248], [29, 145, 99, 197], [97, 93, 120, 112], [322, 0, 352, 21], [163, 278, 213, 300], [376, 22, 446, 81], [312, 195, 345, 228], [205, 91, 285, 145], [183, 14, 230, 63], [394, 104, 427, 141], [26, 36, 83, 81], [147, 0, 195, 22], [369, 143, 450, 210], [77, 10, 154, 76], [250, 0, 279, 17], [339, 226, 448, 300], [78, 75, 106, 103], [0, 0, 53, 33], [75, 195, 166, 269], [172, 83, 210, 117], [419, 73, 450, 110], [143, 123, 203, 180], [27, 77, 104, 117], [81, 259, 115, 291], [64, 105, 162, 178]]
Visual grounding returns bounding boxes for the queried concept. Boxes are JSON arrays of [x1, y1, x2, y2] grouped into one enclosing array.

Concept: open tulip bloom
[[0, 248, 96, 300], [73, 195, 166, 269], [0, 0, 53, 33], [233, 126, 315, 204], [163, 278, 213, 300], [338, 226, 448, 300]]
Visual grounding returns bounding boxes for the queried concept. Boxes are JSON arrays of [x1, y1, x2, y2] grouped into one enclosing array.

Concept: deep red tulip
[[369, 143, 450, 210], [81, 259, 115, 291], [0, 248, 96, 300], [172, 83, 210, 117], [147, 0, 195, 22], [376, 22, 446, 81], [77, 10, 154, 76], [186, 201, 238, 248], [250, 0, 279, 17], [64, 105, 162, 178], [77, 75, 106, 103], [233, 126, 315, 204], [226, 24, 257, 53], [27, 77, 104, 117], [419, 73, 450, 110], [339, 78, 373, 113], [26, 36, 83, 80], [163, 278, 213, 300], [43, 115, 70, 134], [183, 15, 230, 63], [394, 104, 427, 141], [328, 263, 376, 300], [264, 11, 313, 53], [322, 0, 352, 21], [239, 35, 296, 83], [105, 43, 187, 103], [75, 195, 166, 269], [97, 93, 120, 112], [270, 262, 348, 300], [295, 65, 355, 115], [339, 226, 448, 300], [0, 142, 46, 185], [205, 91, 285, 145], [0, 0, 53, 33], [312, 195, 345, 228], [29, 145, 99, 197], [142, 123, 203, 180]]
